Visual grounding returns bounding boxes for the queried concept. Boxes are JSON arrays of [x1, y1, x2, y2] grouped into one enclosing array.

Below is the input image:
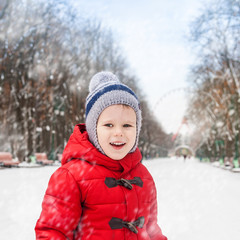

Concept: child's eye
[[104, 123, 113, 127], [123, 124, 132, 128]]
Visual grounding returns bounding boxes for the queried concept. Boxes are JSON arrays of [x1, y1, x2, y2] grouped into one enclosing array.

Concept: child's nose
[[114, 126, 123, 136]]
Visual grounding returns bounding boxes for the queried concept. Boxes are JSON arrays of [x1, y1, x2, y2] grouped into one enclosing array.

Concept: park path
[[144, 157, 240, 240], [0, 157, 240, 239]]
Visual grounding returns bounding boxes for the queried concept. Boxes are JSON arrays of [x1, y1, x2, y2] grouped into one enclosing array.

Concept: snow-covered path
[[0, 157, 240, 240], [145, 158, 240, 240]]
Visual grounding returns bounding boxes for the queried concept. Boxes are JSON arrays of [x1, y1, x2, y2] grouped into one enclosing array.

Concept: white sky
[[72, 0, 212, 134]]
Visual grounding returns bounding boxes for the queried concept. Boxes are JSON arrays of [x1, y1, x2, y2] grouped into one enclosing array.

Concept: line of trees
[[186, 0, 240, 160], [0, 0, 172, 161]]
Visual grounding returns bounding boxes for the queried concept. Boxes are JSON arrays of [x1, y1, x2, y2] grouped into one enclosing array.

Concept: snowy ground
[[0, 157, 240, 240]]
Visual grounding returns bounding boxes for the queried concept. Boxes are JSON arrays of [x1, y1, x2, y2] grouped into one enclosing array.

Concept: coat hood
[[61, 124, 142, 175]]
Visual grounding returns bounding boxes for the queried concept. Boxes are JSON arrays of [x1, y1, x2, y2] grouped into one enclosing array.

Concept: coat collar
[[61, 124, 142, 175]]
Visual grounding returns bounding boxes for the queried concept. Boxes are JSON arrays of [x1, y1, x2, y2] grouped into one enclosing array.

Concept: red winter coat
[[35, 124, 167, 240]]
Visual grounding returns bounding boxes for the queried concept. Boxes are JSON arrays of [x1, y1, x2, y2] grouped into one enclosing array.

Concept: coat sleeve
[[146, 182, 168, 240], [35, 167, 82, 239]]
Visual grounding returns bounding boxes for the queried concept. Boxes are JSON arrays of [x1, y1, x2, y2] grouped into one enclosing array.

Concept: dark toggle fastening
[[105, 177, 143, 189], [109, 216, 145, 234]]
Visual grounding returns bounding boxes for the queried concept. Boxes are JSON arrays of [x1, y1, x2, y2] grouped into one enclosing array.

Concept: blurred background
[[1, 1, 240, 240], [0, 0, 240, 164]]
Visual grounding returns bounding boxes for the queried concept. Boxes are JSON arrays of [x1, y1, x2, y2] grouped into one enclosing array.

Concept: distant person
[[35, 72, 167, 240]]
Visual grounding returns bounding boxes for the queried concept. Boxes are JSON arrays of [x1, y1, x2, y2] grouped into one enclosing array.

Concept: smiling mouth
[[110, 142, 126, 149]]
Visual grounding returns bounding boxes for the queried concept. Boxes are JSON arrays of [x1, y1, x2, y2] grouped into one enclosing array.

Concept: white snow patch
[[0, 158, 240, 240]]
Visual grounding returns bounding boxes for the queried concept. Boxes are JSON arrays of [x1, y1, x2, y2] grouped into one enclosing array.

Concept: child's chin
[[108, 153, 127, 161]]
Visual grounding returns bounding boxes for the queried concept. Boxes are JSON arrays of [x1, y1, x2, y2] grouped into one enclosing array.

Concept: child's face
[[97, 104, 137, 160]]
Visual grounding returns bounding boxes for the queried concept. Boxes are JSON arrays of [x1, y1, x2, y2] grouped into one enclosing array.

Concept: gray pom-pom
[[89, 71, 120, 92]]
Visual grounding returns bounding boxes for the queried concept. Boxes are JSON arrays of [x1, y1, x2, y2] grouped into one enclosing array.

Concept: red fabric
[[35, 124, 167, 240]]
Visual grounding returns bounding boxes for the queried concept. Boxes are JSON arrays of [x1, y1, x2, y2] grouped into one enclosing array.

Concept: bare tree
[[0, 0, 171, 161], [187, 0, 240, 159]]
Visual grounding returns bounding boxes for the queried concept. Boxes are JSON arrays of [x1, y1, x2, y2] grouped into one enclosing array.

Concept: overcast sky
[[71, 0, 213, 134]]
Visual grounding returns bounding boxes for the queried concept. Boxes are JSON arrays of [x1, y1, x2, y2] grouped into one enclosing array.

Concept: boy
[[35, 72, 167, 240]]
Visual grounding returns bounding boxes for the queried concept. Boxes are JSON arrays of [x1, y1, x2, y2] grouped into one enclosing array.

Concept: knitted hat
[[85, 71, 142, 154]]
